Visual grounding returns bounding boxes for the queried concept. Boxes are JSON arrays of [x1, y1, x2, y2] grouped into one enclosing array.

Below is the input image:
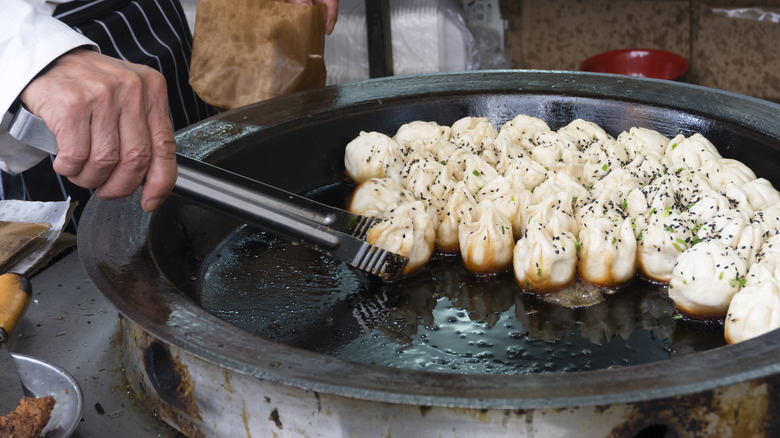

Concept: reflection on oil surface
[[196, 183, 725, 375]]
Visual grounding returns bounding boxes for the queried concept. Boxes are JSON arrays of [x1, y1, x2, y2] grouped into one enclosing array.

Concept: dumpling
[[668, 240, 747, 319], [426, 139, 460, 164], [636, 208, 693, 283], [745, 261, 780, 287], [741, 178, 780, 211], [392, 120, 452, 157], [752, 202, 780, 238], [746, 234, 780, 284], [473, 175, 525, 239], [438, 149, 498, 192], [552, 148, 587, 182], [617, 126, 669, 160], [724, 278, 780, 344], [480, 134, 526, 173], [401, 155, 445, 204], [460, 153, 500, 196], [450, 116, 498, 154], [694, 207, 764, 265], [366, 200, 435, 276], [745, 235, 780, 285], [582, 138, 629, 168], [696, 211, 765, 263], [497, 113, 551, 150], [344, 131, 406, 184], [532, 170, 591, 209], [733, 222, 765, 266], [754, 234, 780, 268], [526, 131, 579, 169], [576, 200, 637, 287], [458, 200, 514, 275], [721, 183, 755, 216], [435, 181, 477, 253], [580, 150, 623, 187], [348, 177, 416, 218], [698, 158, 756, 190], [513, 224, 578, 294], [662, 133, 721, 170], [684, 188, 733, 224], [557, 118, 614, 151], [623, 152, 665, 185], [523, 190, 579, 237], [665, 169, 713, 211], [695, 210, 751, 251], [623, 174, 676, 219], [502, 155, 549, 190], [590, 168, 640, 201]]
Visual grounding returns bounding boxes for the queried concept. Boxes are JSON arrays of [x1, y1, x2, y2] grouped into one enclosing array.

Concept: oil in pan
[[196, 182, 726, 375]]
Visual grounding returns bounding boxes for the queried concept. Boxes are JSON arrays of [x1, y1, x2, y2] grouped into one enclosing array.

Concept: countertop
[[7, 249, 184, 437]]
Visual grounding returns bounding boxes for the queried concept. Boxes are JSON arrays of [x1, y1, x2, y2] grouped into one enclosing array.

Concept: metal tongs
[[8, 105, 408, 281]]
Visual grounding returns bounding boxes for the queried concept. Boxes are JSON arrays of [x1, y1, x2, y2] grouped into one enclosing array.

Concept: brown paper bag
[[189, 0, 327, 110]]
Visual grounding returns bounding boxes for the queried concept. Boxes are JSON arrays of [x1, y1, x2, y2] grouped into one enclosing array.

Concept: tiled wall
[[501, 0, 780, 103]]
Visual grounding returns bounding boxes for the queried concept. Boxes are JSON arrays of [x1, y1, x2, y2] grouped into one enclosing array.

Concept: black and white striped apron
[[0, 0, 216, 232]]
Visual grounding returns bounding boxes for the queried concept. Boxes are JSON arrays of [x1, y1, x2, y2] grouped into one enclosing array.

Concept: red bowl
[[579, 48, 689, 80]]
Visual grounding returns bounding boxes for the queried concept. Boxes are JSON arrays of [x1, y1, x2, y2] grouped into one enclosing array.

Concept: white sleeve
[[0, 0, 98, 173]]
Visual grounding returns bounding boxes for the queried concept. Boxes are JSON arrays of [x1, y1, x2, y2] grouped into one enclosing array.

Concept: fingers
[[47, 94, 95, 178], [319, 0, 339, 35], [20, 49, 176, 211], [93, 73, 152, 202], [287, 0, 338, 35], [138, 74, 177, 212]]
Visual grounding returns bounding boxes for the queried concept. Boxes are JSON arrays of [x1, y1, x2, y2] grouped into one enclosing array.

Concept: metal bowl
[[78, 71, 780, 437]]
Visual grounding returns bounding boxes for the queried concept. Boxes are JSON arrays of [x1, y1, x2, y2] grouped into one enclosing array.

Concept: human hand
[[287, 0, 339, 35], [20, 48, 177, 212]]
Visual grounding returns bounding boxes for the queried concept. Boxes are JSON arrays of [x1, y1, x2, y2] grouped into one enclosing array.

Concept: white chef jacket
[[0, 0, 98, 174]]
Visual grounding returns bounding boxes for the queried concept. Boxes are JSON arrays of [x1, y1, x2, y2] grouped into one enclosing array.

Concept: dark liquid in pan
[[196, 182, 726, 375]]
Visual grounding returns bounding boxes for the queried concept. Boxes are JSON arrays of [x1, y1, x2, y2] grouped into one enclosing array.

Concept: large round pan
[[77, 71, 780, 434]]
